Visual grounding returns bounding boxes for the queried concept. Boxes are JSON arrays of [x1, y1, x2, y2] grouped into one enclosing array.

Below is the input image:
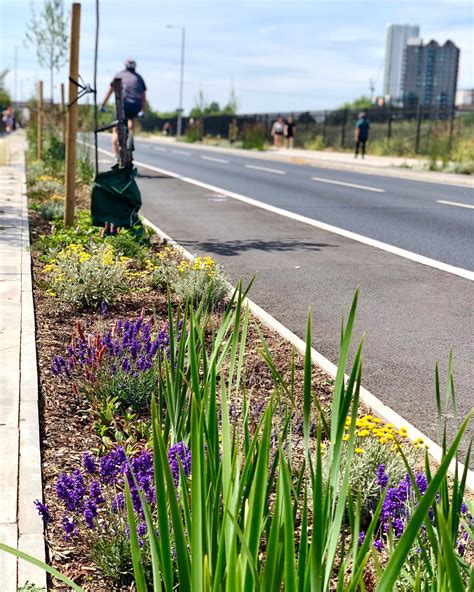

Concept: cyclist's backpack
[[91, 166, 143, 230]]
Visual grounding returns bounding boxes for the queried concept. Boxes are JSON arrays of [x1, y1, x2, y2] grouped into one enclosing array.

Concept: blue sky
[[1, 0, 473, 113]]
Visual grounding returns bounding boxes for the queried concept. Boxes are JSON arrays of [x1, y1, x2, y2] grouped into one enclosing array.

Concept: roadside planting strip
[[141, 216, 474, 492]]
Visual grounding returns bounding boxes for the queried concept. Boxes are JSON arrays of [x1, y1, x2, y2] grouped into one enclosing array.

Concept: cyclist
[[100, 58, 147, 165]]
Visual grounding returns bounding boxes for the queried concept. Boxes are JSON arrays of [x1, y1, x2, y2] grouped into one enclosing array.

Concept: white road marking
[[86, 144, 474, 281], [245, 164, 286, 175], [311, 176, 384, 193], [437, 200, 474, 210], [172, 149, 191, 156], [154, 146, 167, 152], [201, 155, 229, 164]]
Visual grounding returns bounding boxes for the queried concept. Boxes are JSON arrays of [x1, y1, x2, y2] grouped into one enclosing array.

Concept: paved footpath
[[0, 132, 46, 590]]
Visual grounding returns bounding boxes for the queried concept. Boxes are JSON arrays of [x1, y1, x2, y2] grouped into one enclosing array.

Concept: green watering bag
[[91, 166, 142, 229]]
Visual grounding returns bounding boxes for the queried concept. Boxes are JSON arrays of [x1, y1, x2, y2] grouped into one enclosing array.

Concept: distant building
[[402, 39, 460, 115], [383, 24, 420, 102], [456, 89, 474, 109]]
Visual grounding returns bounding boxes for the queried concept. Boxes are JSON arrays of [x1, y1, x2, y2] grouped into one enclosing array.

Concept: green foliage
[[24, 0, 69, 102], [91, 398, 150, 452], [32, 200, 64, 220], [304, 134, 326, 151], [0, 68, 11, 112], [149, 256, 228, 311], [241, 122, 266, 150], [17, 585, 46, 592], [90, 524, 137, 584], [189, 88, 239, 117], [340, 95, 373, 110]]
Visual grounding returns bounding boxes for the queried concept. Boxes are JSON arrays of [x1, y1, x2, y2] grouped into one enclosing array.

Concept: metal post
[[448, 108, 455, 154], [415, 104, 422, 154], [178, 27, 185, 137], [340, 109, 347, 148], [60, 83, 66, 145], [37, 81, 43, 160], [387, 109, 392, 140], [64, 3, 81, 227]]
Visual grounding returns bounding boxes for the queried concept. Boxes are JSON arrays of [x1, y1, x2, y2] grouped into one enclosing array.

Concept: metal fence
[[141, 107, 474, 156]]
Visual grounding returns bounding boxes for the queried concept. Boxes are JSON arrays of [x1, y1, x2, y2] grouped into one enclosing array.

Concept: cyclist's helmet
[[125, 59, 136, 71]]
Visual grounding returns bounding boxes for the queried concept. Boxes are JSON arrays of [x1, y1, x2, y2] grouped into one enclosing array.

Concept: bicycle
[[96, 78, 143, 168]]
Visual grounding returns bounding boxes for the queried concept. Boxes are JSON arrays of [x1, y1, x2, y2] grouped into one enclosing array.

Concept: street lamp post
[[166, 25, 186, 137]]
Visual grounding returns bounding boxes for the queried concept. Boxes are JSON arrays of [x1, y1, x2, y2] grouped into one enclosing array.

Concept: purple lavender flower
[[90, 480, 105, 504], [34, 499, 52, 523], [358, 531, 366, 545], [168, 442, 192, 487], [100, 301, 109, 317], [376, 464, 389, 489], [112, 492, 125, 513], [56, 469, 86, 512], [82, 452, 97, 475], [373, 539, 384, 551], [99, 447, 126, 484], [62, 514, 78, 539], [83, 498, 98, 529]]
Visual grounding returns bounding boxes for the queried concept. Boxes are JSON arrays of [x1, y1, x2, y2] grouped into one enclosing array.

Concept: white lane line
[[172, 149, 191, 156], [311, 176, 384, 193], [201, 155, 229, 164], [437, 200, 474, 210], [245, 164, 286, 175], [154, 146, 167, 152], [86, 145, 474, 281]]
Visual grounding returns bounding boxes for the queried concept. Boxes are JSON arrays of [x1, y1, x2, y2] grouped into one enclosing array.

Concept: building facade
[[402, 39, 460, 114], [383, 24, 420, 101]]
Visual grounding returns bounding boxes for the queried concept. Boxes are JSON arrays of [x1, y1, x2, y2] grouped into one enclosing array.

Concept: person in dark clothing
[[285, 116, 296, 148], [101, 59, 147, 163], [354, 112, 370, 158]]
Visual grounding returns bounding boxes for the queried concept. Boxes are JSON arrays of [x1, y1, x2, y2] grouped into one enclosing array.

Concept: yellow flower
[[379, 437, 387, 445], [46, 290, 56, 297], [355, 448, 364, 454], [373, 418, 382, 424], [358, 429, 370, 437], [342, 434, 349, 442]]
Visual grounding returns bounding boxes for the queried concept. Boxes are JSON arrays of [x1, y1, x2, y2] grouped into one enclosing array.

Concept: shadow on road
[[177, 237, 338, 257]]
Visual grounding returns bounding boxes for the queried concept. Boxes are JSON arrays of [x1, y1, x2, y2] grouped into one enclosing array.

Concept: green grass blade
[[124, 480, 148, 592], [303, 309, 312, 458], [0, 543, 84, 591]]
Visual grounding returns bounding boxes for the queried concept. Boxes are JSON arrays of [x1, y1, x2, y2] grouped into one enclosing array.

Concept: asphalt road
[[98, 136, 474, 271], [95, 139, 474, 456]]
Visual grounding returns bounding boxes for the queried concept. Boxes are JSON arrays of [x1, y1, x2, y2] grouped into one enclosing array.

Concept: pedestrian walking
[[100, 58, 147, 165], [285, 115, 296, 149], [271, 116, 285, 148], [354, 111, 370, 158], [2, 106, 15, 133], [163, 121, 172, 136]]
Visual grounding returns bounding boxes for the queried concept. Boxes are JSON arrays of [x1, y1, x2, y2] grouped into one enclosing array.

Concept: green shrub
[[304, 135, 326, 151], [241, 122, 266, 150], [42, 243, 128, 309], [32, 201, 65, 221]]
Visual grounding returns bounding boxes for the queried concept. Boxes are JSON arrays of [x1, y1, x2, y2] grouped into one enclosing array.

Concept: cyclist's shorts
[[124, 102, 141, 119]]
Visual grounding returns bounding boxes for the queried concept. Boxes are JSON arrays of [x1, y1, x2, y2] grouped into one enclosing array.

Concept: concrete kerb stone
[[142, 216, 474, 493], [17, 143, 47, 590]]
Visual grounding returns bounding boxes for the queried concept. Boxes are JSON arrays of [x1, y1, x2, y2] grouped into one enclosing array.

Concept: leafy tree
[[0, 69, 12, 112], [189, 88, 239, 117], [24, 0, 69, 103], [340, 95, 372, 111]]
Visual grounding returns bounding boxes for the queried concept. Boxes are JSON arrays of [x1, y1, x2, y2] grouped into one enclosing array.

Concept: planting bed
[[30, 210, 337, 589]]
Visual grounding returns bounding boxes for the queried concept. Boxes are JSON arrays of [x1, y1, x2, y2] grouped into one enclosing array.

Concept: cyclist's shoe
[[111, 156, 119, 169]]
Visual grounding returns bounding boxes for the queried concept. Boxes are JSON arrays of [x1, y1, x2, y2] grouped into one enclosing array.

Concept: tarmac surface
[[96, 138, 474, 457]]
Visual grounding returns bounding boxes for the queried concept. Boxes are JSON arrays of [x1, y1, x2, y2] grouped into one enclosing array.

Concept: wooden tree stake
[[64, 3, 81, 227]]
